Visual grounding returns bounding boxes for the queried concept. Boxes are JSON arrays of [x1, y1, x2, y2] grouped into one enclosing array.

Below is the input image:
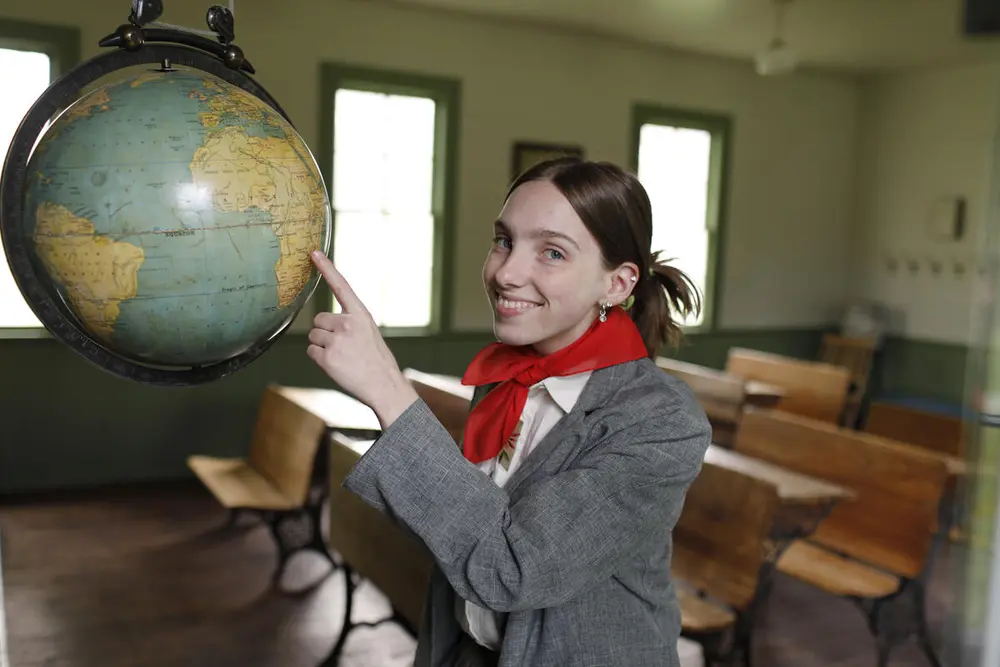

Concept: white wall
[[854, 61, 1000, 344], [1, 0, 861, 331]]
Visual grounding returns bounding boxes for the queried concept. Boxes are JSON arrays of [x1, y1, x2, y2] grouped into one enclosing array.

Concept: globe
[[15, 65, 331, 373]]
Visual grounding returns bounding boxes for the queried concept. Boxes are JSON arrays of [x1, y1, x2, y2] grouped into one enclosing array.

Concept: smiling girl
[[307, 157, 712, 667]]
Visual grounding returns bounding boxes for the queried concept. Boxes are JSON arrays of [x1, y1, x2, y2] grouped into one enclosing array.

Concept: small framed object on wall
[[510, 141, 584, 181]]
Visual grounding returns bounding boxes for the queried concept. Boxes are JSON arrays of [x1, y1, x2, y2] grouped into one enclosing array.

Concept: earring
[[599, 301, 611, 323]]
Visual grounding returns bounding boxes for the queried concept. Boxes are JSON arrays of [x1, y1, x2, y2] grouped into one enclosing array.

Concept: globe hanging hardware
[[99, 0, 253, 73]]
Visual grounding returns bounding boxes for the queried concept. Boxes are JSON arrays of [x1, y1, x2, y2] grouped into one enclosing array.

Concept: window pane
[[380, 212, 434, 327], [332, 212, 385, 322], [333, 90, 436, 217], [382, 95, 435, 215], [637, 123, 713, 327], [0, 47, 51, 328], [331, 85, 437, 328], [333, 89, 387, 213], [332, 211, 434, 328]]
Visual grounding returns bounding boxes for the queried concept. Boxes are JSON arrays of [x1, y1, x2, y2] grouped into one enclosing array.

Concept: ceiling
[[385, 0, 1000, 73]]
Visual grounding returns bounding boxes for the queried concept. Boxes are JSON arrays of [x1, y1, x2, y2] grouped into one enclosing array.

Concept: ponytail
[[629, 251, 702, 357]]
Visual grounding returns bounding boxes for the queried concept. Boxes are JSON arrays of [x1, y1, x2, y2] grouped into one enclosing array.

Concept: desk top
[[705, 444, 854, 503], [744, 381, 785, 402], [403, 368, 474, 400], [330, 433, 377, 459], [275, 385, 381, 432], [401, 368, 784, 402]]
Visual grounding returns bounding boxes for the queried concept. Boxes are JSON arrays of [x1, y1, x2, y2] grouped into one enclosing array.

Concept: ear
[[605, 262, 639, 306]]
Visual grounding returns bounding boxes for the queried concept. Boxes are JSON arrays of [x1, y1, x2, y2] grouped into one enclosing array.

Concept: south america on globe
[[22, 68, 331, 368]]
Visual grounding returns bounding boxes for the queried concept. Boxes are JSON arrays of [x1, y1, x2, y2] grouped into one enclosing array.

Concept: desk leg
[[716, 499, 840, 667], [264, 488, 338, 583], [318, 562, 418, 666]]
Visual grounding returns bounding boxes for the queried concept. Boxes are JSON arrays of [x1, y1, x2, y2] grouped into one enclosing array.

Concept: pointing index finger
[[311, 250, 367, 314]]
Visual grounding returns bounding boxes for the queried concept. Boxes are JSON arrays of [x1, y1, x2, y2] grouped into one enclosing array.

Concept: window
[[0, 20, 79, 332], [319, 64, 460, 332], [631, 105, 731, 330]]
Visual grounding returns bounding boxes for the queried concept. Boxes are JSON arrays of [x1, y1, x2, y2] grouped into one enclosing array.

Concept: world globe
[[1, 16, 332, 386]]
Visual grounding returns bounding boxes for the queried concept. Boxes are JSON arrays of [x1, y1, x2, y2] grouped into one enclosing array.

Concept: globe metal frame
[[0, 39, 332, 387]]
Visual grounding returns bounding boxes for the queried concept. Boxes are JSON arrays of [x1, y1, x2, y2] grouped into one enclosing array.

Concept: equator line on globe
[[0, 2, 332, 386]]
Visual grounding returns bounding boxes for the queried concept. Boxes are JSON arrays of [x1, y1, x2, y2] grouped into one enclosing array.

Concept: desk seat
[[777, 540, 898, 599], [188, 455, 297, 511], [677, 587, 736, 633]]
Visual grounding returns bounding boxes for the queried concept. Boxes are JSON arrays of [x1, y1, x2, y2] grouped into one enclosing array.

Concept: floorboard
[[0, 482, 960, 667]]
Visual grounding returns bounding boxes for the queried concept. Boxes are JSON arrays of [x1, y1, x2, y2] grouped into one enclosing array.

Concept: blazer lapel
[[503, 362, 634, 496]]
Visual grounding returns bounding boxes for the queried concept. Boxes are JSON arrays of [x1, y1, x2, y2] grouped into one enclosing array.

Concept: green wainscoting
[[0, 332, 494, 495], [0, 326, 968, 495], [874, 336, 970, 407]]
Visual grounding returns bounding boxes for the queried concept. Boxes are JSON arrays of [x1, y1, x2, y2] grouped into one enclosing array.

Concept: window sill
[[0, 327, 51, 340]]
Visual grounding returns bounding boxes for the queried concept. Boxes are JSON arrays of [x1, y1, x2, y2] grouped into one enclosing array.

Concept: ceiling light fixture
[[755, 0, 798, 76]]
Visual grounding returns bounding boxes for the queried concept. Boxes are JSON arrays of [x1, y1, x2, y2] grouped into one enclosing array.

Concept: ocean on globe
[[22, 67, 331, 367]]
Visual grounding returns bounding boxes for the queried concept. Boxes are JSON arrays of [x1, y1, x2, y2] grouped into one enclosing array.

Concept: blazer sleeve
[[341, 391, 710, 613]]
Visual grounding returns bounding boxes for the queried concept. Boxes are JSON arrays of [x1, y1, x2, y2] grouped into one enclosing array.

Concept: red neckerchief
[[459, 307, 647, 464]]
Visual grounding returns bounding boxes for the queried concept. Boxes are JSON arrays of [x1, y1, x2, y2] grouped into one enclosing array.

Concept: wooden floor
[[0, 482, 959, 667]]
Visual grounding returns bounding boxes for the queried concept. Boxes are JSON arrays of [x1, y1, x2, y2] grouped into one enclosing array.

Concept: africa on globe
[[21, 66, 331, 369]]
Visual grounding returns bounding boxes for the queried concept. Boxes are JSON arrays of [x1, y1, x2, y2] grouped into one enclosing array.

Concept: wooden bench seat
[[187, 384, 332, 583], [776, 541, 898, 599], [734, 409, 950, 667], [187, 456, 299, 510], [677, 587, 737, 633]]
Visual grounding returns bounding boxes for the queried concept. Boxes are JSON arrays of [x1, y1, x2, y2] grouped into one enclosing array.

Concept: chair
[[725, 347, 851, 424], [187, 384, 332, 582], [321, 431, 434, 664], [818, 333, 877, 427], [673, 462, 780, 666], [734, 409, 950, 667]]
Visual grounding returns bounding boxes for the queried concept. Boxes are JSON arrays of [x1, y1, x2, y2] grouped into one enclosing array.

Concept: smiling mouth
[[495, 292, 541, 314]]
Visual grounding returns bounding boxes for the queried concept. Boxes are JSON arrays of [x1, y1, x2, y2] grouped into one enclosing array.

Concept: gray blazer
[[343, 357, 711, 666]]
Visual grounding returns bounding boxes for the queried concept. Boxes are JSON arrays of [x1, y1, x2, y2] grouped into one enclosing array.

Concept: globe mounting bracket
[[99, 1, 254, 74]]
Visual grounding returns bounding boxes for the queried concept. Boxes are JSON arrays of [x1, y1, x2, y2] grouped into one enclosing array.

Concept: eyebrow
[[494, 219, 581, 250]]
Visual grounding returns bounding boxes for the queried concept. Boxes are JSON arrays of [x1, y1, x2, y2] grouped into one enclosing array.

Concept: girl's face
[[482, 180, 636, 355]]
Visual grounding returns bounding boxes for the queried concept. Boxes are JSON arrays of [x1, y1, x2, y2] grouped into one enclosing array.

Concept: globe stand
[[101, 3, 254, 74], [0, 4, 329, 386]]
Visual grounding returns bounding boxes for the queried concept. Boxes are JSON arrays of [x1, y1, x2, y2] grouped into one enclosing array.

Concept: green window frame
[[630, 104, 732, 333], [318, 62, 461, 337], [0, 19, 81, 338]]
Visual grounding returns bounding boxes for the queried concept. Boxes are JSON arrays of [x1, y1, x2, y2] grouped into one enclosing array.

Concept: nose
[[493, 248, 532, 288]]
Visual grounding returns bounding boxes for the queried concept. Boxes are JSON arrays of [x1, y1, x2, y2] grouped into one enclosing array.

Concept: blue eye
[[544, 248, 564, 261], [493, 236, 512, 250]]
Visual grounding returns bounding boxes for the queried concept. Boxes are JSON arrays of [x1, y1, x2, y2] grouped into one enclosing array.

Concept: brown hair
[[506, 156, 702, 358]]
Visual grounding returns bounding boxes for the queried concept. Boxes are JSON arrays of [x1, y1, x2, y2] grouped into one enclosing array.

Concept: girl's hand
[[306, 250, 418, 428]]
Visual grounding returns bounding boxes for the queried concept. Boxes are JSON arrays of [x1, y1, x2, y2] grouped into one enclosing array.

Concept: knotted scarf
[[459, 307, 647, 463]]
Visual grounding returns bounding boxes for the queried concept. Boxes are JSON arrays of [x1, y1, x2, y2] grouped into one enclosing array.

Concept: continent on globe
[[188, 122, 326, 308], [32, 202, 145, 341]]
